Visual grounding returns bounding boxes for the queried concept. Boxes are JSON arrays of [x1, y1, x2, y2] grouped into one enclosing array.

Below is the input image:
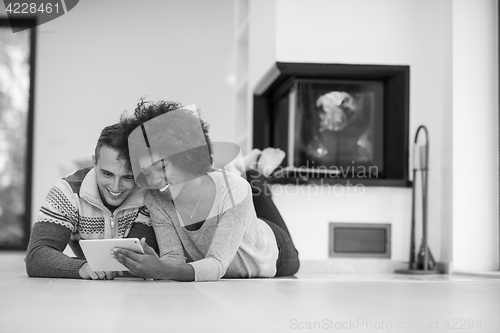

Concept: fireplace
[[253, 62, 410, 186]]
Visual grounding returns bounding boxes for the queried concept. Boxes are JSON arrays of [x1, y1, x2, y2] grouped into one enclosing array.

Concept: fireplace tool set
[[397, 125, 440, 274]]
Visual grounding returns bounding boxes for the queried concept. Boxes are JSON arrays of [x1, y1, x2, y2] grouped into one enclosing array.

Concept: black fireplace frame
[[253, 62, 411, 187]]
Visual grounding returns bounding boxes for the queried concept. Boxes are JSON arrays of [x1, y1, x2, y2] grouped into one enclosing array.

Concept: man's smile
[[108, 189, 124, 197]]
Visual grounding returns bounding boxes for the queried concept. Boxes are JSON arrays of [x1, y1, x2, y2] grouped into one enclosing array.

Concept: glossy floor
[[1, 253, 499, 333]]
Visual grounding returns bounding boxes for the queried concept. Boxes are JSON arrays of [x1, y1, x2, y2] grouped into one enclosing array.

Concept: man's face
[[93, 146, 136, 208]]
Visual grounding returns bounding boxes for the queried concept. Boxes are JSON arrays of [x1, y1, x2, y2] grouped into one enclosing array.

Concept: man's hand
[[112, 238, 166, 279], [78, 263, 117, 280]]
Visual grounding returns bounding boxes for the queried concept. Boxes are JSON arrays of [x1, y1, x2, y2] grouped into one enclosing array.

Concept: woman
[[112, 100, 299, 281]]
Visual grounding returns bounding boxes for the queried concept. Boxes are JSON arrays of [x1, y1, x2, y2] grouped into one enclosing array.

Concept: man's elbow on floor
[[24, 252, 40, 277]]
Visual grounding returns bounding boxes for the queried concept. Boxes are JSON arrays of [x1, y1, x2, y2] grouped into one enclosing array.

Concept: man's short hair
[[94, 123, 132, 171]]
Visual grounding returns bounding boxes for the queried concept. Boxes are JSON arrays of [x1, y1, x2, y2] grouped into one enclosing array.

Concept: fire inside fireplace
[[290, 79, 384, 178]]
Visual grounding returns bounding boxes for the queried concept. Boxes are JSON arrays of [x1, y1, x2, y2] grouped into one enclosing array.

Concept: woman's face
[[139, 154, 187, 200]]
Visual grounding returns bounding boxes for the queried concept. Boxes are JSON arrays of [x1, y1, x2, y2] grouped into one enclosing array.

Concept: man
[[25, 123, 158, 280]]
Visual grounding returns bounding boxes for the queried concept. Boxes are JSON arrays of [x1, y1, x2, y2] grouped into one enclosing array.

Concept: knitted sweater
[[25, 167, 158, 279], [146, 170, 279, 281]]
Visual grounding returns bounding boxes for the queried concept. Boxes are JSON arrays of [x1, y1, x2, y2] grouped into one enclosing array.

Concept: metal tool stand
[[396, 125, 440, 274]]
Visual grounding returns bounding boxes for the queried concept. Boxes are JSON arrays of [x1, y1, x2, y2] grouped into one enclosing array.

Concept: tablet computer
[[80, 238, 144, 272]]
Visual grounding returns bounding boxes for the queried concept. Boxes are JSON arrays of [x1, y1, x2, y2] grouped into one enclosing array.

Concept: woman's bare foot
[[242, 148, 262, 173], [228, 147, 285, 177], [223, 148, 264, 176], [257, 148, 285, 177]]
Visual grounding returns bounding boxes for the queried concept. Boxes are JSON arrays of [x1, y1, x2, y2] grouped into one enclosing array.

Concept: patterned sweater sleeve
[[126, 207, 159, 254], [25, 181, 86, 279]]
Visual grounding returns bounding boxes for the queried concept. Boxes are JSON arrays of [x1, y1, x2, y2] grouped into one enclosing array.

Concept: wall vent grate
[[329, 223, 391, 258]]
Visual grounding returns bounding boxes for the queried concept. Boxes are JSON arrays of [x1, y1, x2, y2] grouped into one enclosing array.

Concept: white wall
[[249, 0, 499, 270], [452, 0, 499, 271], [248, 0, 277, 94], [2, 0, 235, 226]]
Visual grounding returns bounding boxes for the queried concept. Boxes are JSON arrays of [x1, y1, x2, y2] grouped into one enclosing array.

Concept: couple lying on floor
[[25, 99, 299, 281]]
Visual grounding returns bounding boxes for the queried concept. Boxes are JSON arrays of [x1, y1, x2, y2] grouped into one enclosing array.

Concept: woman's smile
[[159, 183, 170, 192]]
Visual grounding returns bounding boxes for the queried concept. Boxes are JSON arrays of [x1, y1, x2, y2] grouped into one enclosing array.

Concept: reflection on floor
[[2, 253, 500, 333]]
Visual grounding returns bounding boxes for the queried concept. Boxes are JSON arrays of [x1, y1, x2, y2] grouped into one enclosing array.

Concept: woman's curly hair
[[120, 98, 213, 177]]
